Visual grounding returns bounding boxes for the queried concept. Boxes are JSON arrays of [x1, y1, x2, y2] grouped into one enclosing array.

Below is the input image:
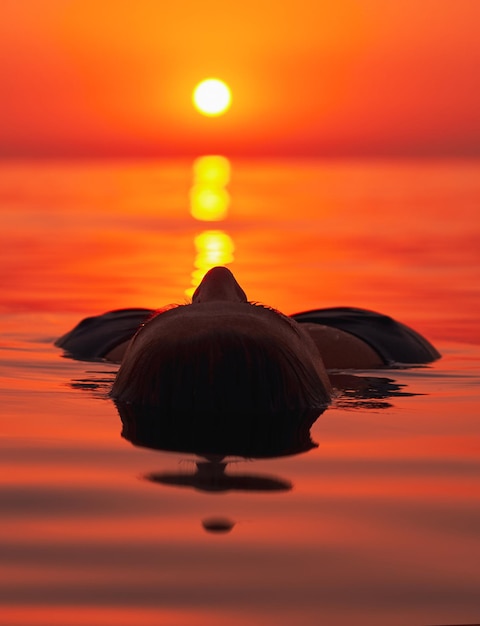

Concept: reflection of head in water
[[111, 267, 331, 413], [116, 401, 324, 460], [146, 457, 293, 494]]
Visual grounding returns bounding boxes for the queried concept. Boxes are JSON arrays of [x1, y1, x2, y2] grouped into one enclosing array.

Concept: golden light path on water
[[190, 155, 231, 221], [186, 155, 234, 299]]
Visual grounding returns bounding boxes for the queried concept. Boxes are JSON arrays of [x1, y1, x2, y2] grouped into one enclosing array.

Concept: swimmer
[[56, 266, 440, 412]]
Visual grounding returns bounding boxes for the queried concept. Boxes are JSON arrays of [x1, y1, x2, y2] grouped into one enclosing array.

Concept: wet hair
[[110, 324, 331, 412]]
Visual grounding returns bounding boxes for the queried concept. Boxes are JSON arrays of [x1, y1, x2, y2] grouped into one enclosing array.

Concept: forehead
[[125, 300, 328, 386]]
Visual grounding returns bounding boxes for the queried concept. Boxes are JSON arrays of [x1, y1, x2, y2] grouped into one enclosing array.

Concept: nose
[[192, 266, 248, 303]]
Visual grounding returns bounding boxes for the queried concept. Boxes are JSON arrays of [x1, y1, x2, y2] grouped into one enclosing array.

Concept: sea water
[[1, 158, 479, 626]]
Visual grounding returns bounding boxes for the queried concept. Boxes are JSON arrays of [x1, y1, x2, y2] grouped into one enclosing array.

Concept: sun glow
[[193, 79, 232, 117]]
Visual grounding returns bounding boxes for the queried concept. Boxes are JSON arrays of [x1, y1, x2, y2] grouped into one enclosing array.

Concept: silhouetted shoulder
[[55, 308, 153, 361], [291, 307, 440, 365]]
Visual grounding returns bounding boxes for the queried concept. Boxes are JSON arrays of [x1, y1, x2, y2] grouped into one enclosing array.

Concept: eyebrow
[[248, 302, 302, 334], [129, 301, 305, 354], [130, 304, 185, 340], [140, 301, 300, 333]]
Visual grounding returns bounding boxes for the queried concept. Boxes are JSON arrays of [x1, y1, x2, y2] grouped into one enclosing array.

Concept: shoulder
[[301, 323, 384, 369], [55, 308, 154, 361], [292, 307, 440, 366]]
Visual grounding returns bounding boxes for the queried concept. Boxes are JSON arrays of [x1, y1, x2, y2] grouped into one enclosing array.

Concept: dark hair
[[111, 325, 330, 412]]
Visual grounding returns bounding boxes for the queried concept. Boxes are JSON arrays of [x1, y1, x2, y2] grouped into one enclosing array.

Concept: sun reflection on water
[[185, 230, 235, 299], [186, 155, 235, 299], [190, 155, 231, 221]]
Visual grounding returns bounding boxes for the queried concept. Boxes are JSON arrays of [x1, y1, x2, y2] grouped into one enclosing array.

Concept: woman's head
[[111, 267, 331, 412]]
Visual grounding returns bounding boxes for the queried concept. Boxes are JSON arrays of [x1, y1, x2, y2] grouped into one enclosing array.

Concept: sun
[[193, 78, 232, 117]]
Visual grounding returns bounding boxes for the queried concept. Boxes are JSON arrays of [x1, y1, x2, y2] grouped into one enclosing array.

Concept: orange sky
[[1, 0, 479, 158]]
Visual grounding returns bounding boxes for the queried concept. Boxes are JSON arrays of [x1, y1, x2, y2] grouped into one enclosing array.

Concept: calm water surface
[[1, 159, 480, 626]]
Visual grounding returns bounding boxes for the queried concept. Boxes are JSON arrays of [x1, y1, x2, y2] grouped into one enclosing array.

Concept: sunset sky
[[1, 0, 479, 158]]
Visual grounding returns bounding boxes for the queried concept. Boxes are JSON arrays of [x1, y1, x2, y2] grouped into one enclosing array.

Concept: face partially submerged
[[111, 267, 331, 411]]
